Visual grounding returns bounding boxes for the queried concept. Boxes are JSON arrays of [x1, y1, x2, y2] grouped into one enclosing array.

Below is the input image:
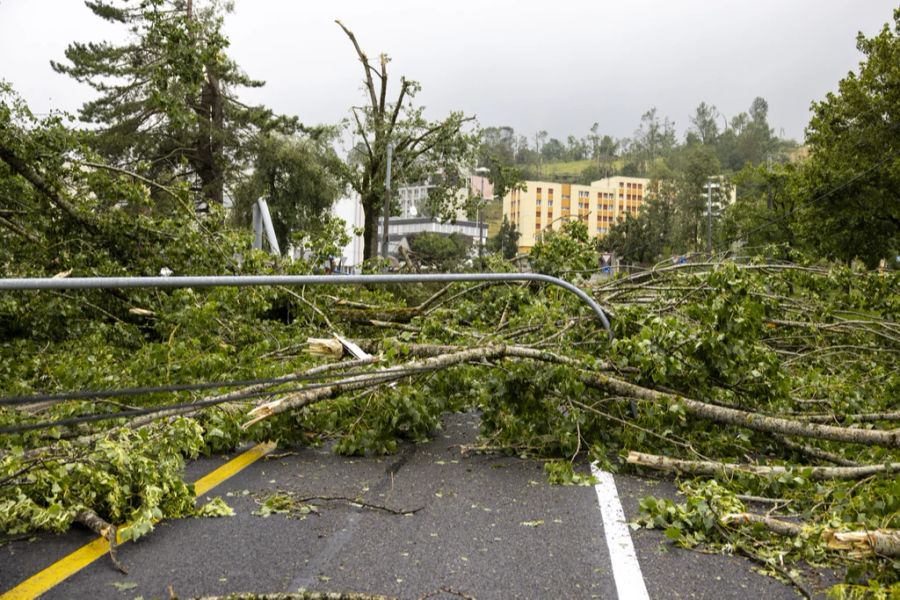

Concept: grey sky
[[0, 0, 895, 144]]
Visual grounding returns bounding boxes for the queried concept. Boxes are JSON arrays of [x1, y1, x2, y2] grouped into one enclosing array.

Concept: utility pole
[[381, 142, 393, 259], [478, 175, 485, 262], [473, 167, 491, 266], [706, 180, 713, 256]]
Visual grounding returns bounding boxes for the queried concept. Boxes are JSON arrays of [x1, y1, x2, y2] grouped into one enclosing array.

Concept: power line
[[0, 363, 376, 407], [0, 364, 440, 435]]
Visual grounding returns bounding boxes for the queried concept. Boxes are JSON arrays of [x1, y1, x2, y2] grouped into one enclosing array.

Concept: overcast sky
[[1, 0, 895, 144]]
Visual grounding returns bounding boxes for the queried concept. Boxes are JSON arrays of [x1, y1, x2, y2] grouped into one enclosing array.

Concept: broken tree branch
[[824, 529, 900, 558], [626, 451, 899, 480], [582, 373, 900, 448], [722, 512, 803, 536], [75, 508, 127, 573]]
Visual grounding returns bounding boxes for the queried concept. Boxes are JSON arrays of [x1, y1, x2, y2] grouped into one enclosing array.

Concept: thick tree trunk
[[362, 193, 380, 260], [194, 70, 225, 211]]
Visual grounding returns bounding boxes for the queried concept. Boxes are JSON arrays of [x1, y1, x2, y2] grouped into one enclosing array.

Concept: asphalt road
[[2, 412, 808, 599]]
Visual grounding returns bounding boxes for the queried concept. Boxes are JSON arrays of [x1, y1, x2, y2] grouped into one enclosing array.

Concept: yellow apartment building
[[503, 176, 651, 252]]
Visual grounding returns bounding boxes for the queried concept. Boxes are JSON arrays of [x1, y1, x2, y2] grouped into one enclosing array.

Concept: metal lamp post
[[474, 167, 490, 263]]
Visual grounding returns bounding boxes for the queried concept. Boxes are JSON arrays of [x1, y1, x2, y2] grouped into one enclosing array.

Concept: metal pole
[[478, 176, 484, 261], [0, 273, 614, 340], [706, 180, 712, 255], [251, 202, 262, 250], [381, 142, 393, 259], [257, 199, 281, 256]]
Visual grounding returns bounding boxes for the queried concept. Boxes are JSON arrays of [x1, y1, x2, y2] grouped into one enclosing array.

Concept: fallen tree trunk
[[626, 451, 900, 480], [796, 411, 900, 424], [242, 344, 629, 428], [244, 345, 511, 427], [824, 529, 900, 558], [583, 374, 900, 448], [17, 357, 380, 460]]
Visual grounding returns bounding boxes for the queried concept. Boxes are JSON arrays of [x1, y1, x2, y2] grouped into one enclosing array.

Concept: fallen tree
[[1, 257, 898, 593]]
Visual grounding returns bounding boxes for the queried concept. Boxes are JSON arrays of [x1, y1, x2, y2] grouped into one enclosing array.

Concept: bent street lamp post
[[0, 273, 614, 340]]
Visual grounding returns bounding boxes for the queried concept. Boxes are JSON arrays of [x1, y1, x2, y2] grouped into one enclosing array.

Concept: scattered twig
[[418, 587, 477, 600], [293, 495, 423, 516]]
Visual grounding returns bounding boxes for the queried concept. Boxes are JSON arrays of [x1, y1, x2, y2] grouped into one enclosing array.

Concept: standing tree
[[52, 0, 288, 211], [231, 132, 342, 252], [674, 143, 726, 252], [720, 162, 799, 256], [689, 102, 721, 146], [336, 21, 476, 260], [488, 216, 521, 259], [631, 108, 677, 174], [477, 126, 517, 166], [799, 8, 900, 266]]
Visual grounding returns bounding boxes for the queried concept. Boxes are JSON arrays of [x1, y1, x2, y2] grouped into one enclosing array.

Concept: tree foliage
[[488, 216, 521, 259], [798, 8, 900, 266], [335, 21, 477, 260], [231, 132, 342, 251], [52, 0, 289, 210], [2, 9, 900, 597], [407, 231, 471, 270]]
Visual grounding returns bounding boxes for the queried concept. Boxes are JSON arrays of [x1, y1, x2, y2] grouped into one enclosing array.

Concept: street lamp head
[[474, 166, 490, 175]]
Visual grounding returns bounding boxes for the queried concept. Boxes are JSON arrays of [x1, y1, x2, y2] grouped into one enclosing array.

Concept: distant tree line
[[477, 7, 900, 269]]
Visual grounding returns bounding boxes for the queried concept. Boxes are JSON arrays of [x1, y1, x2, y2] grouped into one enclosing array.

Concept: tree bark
[[362, 191, 381, 260], [626, 451, 899, 480], [193, 69, 225, 210], [721, 512, 803, 536], [0, 146, 99, 232], [582, 373, 900, 448], [245, 345, 509, 427], [75, 508, 127, 573], [824, 529, 900, 558]]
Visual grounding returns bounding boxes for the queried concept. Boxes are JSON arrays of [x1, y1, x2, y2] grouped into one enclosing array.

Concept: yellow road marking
[[0, 441, 276, 600]]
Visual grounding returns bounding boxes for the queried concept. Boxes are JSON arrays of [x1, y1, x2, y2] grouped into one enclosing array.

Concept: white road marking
[[591, 463, 650, 600]]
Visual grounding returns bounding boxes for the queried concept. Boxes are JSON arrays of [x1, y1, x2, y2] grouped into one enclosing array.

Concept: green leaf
[[110, 581, 138, 591], [195, 497, 234, 518]]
